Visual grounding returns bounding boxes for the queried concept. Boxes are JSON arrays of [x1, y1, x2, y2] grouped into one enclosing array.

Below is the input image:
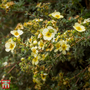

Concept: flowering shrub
[[0, 0, 90, 90]]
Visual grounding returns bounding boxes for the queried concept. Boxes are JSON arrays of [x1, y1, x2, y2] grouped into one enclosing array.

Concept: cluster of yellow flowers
[[5, 11, 88, 87], [54, 40, 70, 54], [5, 11, 88, 62], [0, 1, 14, 11], [27, 36, 48, 65], [72, 18, 90, 32], [5, 26, 24, 53]]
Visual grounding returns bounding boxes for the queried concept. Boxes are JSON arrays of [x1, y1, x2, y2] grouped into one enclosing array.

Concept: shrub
[[0, 0, 90, 90]]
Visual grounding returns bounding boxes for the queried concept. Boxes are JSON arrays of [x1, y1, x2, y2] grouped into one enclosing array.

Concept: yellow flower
[[50, 11, 64, 19], [73, 23, 86, 32], [31, 46, 38, 57], [33, 77, 41, 84], [28, 36, 33, 43], [4, 4, 9, 9], [3, 1, 14, 9], [15, 23, 24, 30], [46, 43, 54, 51], [41, 73, 47, 81], [54, 41, 61, 52], [21, 57, 25, 61], [42, 28, 53, 40], [33, 40, 37, 45], [5, 38, 16, 53], [23, 22, 28, 27], [10, 29, 23, 37], [28, 38, 32, 43], [83, 18, 90, 24], [32, 56, 39, 65], [60, 40, 70, 55], [42, 26, 57, 41], [38, 40, 44, 50]]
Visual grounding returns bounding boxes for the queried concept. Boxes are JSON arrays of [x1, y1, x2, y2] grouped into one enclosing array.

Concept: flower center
[[62, 44, 67, 50], [76, 26, 82, 31], [40, 43, 43, 47], [32, 49, 36, 53], [55, 15, 60, 18], [10, 44, 14, 49], [42, 75, 45, 78], [34, 57, 38, 62], [15, 32, 19, 36], [46, 31, 51, 37]]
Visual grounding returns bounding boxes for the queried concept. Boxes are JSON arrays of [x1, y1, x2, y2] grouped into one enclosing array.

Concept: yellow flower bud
[[63, 81, 67, 85], [28, 56, 31, 60], [13, 37, 17, 41], [21, 57, 25, 61]]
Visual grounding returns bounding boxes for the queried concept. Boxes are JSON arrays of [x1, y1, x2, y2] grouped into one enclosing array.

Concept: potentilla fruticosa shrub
[[0, 0, 90, 90]]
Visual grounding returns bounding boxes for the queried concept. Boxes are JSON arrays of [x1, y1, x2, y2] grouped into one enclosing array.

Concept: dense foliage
[[0, 0, 90, 90]]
